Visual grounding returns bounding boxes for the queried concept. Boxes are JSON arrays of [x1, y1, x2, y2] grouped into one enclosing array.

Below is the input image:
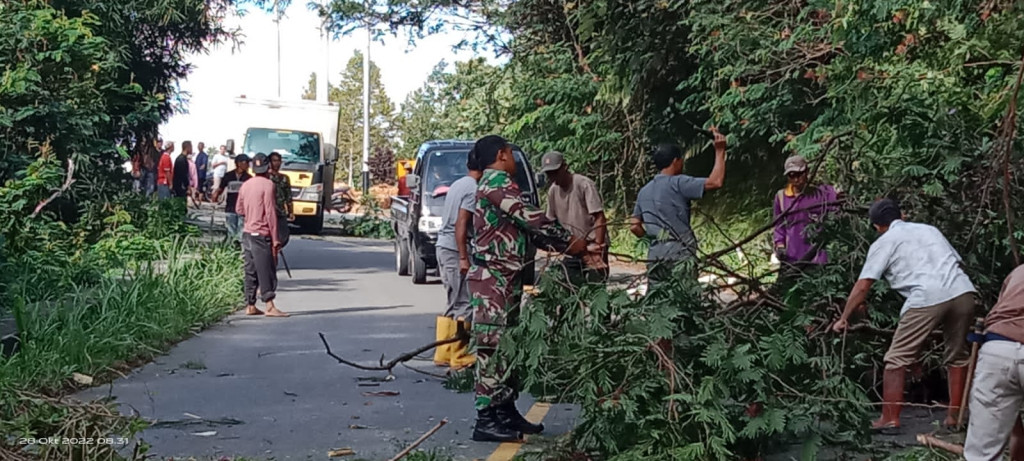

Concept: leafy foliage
[[0, 0, 244, 458], [319, 0, 1024, 457], [337, 195, 396, 239], [369, 146, 397, 185], [329, 50, 397, 181]]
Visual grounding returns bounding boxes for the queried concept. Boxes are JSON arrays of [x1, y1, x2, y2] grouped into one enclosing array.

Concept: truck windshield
[[243, 128, 320, 164], [421, 149, 531, 198]]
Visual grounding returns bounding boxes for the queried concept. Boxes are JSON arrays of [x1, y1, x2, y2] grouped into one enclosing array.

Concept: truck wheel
[[306, 207, 324, 235], [411, 249, 428, 285], [522, 261, 536, 286], [396, 239, 411, 276]]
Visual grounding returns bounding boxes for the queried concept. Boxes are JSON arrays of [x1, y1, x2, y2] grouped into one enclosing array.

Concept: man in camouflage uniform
[[467, 135, 591, 442], [268, 152, 293, 248]]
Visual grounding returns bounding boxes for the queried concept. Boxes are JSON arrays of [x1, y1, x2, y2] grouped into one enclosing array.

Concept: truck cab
[[391, 140, 541, 285], [232, 97, 340, 234], [242, 127, 334, 233]]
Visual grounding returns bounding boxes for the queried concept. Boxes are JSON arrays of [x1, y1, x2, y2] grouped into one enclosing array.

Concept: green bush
[[0, 240, 241, 460], [505, 255, 876, 460]]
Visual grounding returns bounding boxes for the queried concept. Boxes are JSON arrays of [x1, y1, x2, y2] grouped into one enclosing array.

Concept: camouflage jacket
[[470, 168, 573, 274], [270, 172, 292, 217]]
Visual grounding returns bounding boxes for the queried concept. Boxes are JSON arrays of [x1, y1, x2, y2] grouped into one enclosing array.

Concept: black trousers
[[243, 233, 277, 304]]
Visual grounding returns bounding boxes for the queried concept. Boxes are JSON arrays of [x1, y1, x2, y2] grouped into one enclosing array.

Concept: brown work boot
[[943, 365, 969, 428], [872, 367, 905, 431]]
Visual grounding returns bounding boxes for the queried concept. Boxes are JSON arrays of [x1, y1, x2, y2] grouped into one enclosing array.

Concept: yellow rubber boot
[[450, 317, 477, 370], [433, 316, 454, 366]]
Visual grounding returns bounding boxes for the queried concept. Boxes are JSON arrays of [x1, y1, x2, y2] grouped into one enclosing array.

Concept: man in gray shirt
[[833, 198, 977, 431], [630, 128, 727, 284], [433, 152, 482, 369]]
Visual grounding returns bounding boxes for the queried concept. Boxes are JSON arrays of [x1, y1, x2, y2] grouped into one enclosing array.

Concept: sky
[[160, 3, 494, 147]]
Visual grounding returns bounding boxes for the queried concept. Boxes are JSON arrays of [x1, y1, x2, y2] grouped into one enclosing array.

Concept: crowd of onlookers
[[130, 137, 235, 205]]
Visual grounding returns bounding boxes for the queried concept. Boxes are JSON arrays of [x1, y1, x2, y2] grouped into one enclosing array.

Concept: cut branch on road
[[319, 329, 469, 375]]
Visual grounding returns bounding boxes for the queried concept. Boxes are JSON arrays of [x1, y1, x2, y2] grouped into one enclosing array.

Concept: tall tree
[[329, 50, 395, 181], [395, 61, 449, 154], [301, 72, 316, 100]]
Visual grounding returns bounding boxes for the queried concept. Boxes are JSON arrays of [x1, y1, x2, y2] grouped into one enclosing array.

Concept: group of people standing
[[134, 137, 298, 320], [208, 151, 295, 318], [429, 132, 1024, 457], [132, 138, 233, 203]]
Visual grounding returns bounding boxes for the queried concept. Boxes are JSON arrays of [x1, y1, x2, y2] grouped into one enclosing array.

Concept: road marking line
[[486, 402, 552, 461]]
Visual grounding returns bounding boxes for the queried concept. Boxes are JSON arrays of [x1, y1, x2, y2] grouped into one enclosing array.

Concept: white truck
[[227, 97, 340, 234]]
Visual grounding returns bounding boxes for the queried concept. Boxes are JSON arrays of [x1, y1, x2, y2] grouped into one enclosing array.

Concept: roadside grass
[[0, 238, 242, 460]]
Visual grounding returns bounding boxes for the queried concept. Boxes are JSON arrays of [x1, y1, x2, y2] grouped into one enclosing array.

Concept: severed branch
[[386, 418, 449, 461], [916, 434, 964, 455], [319, 326, 469, 374], [30, 158, 76, 218]]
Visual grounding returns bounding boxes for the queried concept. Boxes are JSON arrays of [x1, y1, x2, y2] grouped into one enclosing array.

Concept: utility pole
[[361, 21, 371, 193], [274, 0, 283, 98], [316, 17, 329, 104]]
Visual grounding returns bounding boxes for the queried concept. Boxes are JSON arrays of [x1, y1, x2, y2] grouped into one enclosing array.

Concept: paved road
[[77, 234, 578, 460]]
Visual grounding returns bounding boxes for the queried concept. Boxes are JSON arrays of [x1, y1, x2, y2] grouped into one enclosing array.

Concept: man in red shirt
[[236, 153, 288, 318], [156, 141, 174, 199]]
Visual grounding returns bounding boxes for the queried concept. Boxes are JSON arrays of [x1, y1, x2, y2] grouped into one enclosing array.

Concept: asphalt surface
[[76, 230, 579, 461]]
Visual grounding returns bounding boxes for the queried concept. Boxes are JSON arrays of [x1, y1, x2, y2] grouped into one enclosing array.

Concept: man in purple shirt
[[773, 155, 838, 272]]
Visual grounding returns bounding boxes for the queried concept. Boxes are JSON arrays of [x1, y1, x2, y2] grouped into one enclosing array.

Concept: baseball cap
[[868, 198, 902, 227], [540, 151, 565, 173], [783, 155, 809, 175], [250, 153, 270, 174]]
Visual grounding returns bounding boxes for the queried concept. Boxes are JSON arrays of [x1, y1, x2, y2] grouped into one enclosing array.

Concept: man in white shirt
[[833, 199, 977, 431], [210, 145, 230, 197]]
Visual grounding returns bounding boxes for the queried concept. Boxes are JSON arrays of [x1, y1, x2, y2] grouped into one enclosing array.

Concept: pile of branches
[[501, 210, 905, 460]]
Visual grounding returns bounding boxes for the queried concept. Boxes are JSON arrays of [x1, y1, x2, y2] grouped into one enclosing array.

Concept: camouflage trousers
[[468, 267, 522, 411]]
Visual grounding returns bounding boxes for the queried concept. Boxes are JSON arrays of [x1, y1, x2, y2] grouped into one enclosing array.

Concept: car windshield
[[243, 128, 320, 164], [421, 149, 531, 199]]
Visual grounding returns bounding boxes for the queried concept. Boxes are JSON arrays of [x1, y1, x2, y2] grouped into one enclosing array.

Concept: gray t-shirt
[[632, 174, 706, 261], [546, 174, 603, 241], [436, 175, 477, 252], [859, 220, 975, 316]]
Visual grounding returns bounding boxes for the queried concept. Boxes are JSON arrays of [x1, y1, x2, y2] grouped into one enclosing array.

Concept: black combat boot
[[499, 400, 544, 434], [472, 406, 522, 442]]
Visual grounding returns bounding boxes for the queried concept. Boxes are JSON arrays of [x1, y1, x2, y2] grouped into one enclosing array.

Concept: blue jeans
[[157, 184, 171, 200], [139, 170, 156, 196], [225, 213, 244, 242]]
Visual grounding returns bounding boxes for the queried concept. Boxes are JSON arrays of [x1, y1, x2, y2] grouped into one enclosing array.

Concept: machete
[[279, 249, 292, 279]]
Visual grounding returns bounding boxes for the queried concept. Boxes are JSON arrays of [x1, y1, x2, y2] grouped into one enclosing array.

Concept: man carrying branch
[[630, 128, 727, 286], [833, 198, 977, 431], [466, 135, 599, 443], [540, 151, 609, 285]]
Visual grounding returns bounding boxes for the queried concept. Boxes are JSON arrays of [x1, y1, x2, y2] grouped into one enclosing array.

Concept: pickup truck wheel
[[522, 261, 536, 286], [396, 239, 410, 276], [410, 249, 428, 284]]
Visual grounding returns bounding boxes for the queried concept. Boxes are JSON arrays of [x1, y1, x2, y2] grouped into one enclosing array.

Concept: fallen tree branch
[[387, 418, 449, 461], [30, 158, 76, 218], [319, 328, 469, 374], [916, 433, 964, 455]]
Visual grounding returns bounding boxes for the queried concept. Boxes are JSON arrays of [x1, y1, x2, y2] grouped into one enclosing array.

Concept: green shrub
[[0, 240, 241, 459]]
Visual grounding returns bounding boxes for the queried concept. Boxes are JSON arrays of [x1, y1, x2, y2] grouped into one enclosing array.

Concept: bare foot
[[265, 307, 290, 317], [245, 306, 265, 316]]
